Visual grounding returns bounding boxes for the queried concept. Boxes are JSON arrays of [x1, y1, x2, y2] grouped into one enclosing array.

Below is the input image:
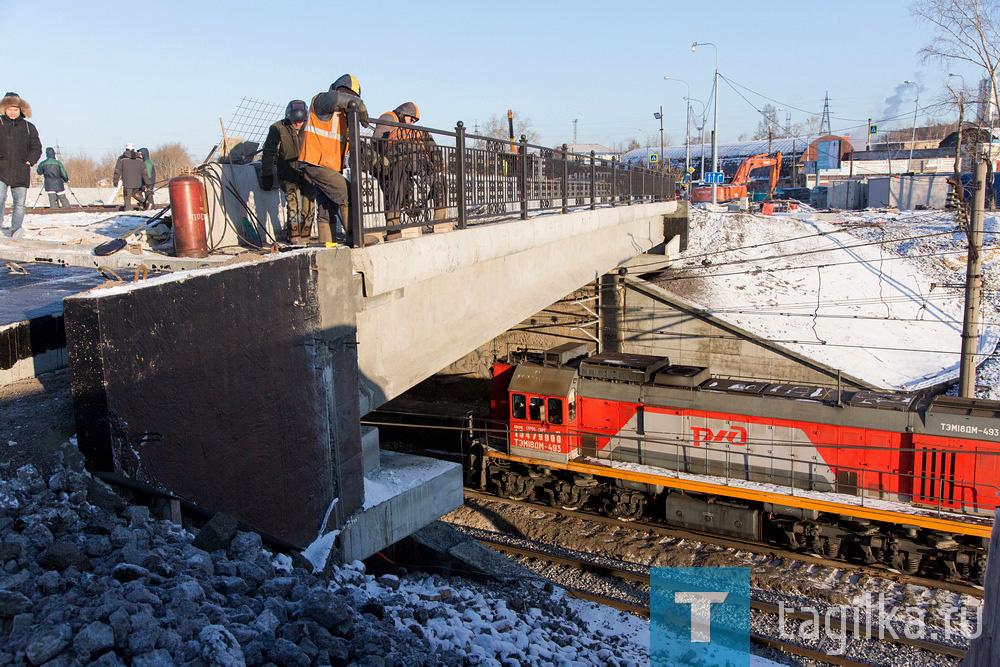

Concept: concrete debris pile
[[0, 443, 647, 666]]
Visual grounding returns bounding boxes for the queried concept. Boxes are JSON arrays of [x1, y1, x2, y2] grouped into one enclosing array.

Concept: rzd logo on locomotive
[[690, 425, 748, 445]]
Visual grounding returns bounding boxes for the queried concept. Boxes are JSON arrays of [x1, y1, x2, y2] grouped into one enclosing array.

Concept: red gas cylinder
[[169, 175, 209, 258]]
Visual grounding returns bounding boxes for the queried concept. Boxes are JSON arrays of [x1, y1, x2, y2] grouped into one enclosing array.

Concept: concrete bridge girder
[[350, 201, 681, 413]]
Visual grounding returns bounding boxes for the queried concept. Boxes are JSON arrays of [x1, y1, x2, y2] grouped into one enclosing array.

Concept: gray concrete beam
[[353, 201, 679, 412]]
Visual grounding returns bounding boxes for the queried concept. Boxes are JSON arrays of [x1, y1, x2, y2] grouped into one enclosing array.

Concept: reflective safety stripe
[[299, 102, 348, 171], [304, 125, 346, 143]]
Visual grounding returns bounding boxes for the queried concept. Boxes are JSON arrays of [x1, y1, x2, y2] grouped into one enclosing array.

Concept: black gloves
[[259, 173, 274, 191], [357, 102, 370, 129]]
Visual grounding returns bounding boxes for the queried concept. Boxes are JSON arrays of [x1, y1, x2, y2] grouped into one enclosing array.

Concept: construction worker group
[[0, 77, 445, 245], [261, 73, 448, 246]]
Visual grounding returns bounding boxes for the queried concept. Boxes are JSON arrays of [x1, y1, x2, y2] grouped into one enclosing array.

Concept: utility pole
[[820, 92, 831, 136], [866, 118, 872, 152], [959, 155, 987, 397], [573, 119, 578, 144]]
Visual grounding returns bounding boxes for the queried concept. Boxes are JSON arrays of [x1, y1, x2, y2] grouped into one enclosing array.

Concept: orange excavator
[[692, 152, 782, 203]]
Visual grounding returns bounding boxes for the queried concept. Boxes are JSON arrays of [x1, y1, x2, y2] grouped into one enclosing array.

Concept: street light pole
[[652, 108, 664, 173], [692, 41, 719, 203], [687, 97, 706, 182], [949, 73, 966, 178], [904, 80, 919, 169], [664, 76, 692, 181]]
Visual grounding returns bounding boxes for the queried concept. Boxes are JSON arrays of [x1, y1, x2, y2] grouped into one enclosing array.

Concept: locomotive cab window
[[511, 393, 526, 419], [547, 398, 564, 424], [529, 397, 544, 421]]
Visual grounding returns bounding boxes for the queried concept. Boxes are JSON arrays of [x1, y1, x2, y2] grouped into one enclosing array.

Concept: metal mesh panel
[[222, 98, 285, 149]]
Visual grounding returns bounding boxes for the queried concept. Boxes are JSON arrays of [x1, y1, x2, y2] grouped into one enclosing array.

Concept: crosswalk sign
[[869, 124, 878, 134], [649, 154, 659, 163]]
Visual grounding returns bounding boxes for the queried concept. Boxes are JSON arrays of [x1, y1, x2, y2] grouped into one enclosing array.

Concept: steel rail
[[475, 532, 967, 662], [463, 490, 983, 598]]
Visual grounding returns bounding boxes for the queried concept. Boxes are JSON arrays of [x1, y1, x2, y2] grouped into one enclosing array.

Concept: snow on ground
[[1, 209, 162, 245], [660, 206, 1000, 391]]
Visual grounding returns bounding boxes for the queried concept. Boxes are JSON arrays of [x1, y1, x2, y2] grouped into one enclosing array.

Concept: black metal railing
[[344, 105, 676, 247]]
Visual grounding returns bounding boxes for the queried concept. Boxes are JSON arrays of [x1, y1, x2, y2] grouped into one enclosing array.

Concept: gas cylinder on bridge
[[169, 175, 209, 258]]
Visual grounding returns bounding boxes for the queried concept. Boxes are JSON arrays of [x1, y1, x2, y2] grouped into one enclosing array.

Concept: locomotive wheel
[[551, 481, 581, 510], [605, 490, 646, 522], [819, 537, 842, 559], [500, 472, 531, 501]]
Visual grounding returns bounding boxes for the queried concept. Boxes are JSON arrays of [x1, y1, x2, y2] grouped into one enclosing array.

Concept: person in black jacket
[[0, 92, 41, 238], [260, 100, 315, 243], [35, 148, 70, 208], [137, 147, 155, 210], [113, 143, 149, 212]]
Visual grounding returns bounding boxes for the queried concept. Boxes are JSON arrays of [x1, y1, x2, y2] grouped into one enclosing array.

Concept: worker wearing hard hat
[[298, 74, 369, 245], [261, 100, 315, 244], [370, 102, 448, 239]]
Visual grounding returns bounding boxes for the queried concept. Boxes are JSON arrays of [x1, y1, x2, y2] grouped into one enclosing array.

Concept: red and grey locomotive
[[478, 344, 1000, 582]]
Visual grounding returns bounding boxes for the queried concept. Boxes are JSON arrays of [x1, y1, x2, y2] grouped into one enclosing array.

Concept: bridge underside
[[63, 201, 685, 559]]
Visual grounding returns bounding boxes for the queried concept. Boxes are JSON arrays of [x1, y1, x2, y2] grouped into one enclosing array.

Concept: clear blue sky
[[1, 0, 982, 159]]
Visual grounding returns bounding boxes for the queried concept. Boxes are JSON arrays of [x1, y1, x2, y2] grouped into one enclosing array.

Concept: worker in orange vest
[[370, 102, 447, 237], [298, 74, 369, 244]]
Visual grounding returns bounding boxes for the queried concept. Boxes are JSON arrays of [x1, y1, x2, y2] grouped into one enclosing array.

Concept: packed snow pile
[[658, 208, 1000, 391], [0, 441, 652, 666]]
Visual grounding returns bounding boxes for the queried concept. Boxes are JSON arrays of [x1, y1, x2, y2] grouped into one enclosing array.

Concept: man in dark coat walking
[[0, 92, 41, 238], [113, 143, 149, 212], [137, 147, 155, 210], [36, 147, 70, 208], [260, 100, 315, 243]]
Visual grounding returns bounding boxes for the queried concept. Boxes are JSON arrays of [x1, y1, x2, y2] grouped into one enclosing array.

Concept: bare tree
[[151, 143, 193, 183], [476, 111, 540, 148], [609, 137, 643, 153], [61, 153, 103, 187], [912, 0, 1000, 121], [912, 0, 1000, 205], [752, 104, 781, 140]]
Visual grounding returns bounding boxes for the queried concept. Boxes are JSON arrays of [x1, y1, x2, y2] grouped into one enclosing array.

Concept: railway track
[[464, 489, 984, 599], [477, 534, 967, 665]]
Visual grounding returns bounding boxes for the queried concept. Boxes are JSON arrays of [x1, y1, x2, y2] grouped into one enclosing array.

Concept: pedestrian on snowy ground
[[113, 142, 149, 212], [35, 147, 70, 208], [0, 92, 41, 238], [137, 147, 155, 210]]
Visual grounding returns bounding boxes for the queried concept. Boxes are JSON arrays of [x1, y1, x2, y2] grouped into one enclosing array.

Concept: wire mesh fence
[[221, 98, 286, 150]]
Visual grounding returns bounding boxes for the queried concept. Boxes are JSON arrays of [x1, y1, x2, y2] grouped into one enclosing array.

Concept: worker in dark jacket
[[35, 147, 70, 208], [298, 74, 369, 244], [137, 147, 155, 210], [113, 143, 149, 212], [0, 92, 42, 238], [261, 100, 315, 243]]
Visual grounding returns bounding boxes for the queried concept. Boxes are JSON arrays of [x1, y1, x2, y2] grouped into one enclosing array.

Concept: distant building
[[621, 135, 853, 187], [564, 143, 618, 161]]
